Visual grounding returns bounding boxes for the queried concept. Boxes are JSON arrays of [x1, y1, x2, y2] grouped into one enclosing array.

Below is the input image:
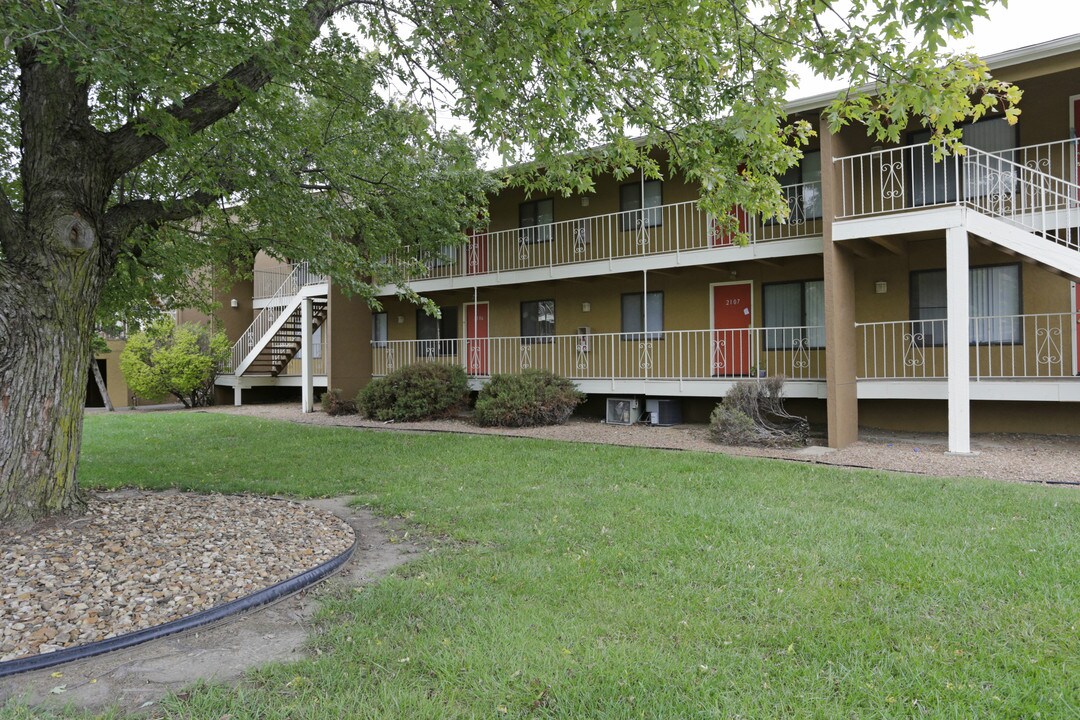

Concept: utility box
[[606, 397, 640, 425], [645, 398, 682, 426]]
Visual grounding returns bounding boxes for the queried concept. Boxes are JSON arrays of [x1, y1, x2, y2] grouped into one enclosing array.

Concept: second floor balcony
[[381, 184, 823, 291]]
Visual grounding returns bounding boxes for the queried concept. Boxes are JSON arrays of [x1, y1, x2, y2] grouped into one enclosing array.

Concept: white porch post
[[233, 384, 242, 407], [945, 226, 971, 454], [301, 297, 314, 413]]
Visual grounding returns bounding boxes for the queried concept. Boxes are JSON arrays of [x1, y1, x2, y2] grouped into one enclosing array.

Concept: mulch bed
[[0, 492, 354, 663]]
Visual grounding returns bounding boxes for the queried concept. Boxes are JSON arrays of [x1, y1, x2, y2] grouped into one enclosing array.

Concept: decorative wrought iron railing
[[855, 312, 1077, 380], [834, 142, 1080, 244], [386, 186, 822, 282], [371, 327, 826, 382]]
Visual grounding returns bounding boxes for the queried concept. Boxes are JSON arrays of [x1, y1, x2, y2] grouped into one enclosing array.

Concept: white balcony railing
[[371, 327, 826, 382], [856, 313, 1077, 380], [388, 186, 822, 283], [991, 138, 1080, 186], [254, 264, 295, 300]]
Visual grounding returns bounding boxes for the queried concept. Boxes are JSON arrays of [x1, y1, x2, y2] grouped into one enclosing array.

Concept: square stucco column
[[327, 281, 374, 400], [946, 226, 971, 454], [821, 121, 859, 448]]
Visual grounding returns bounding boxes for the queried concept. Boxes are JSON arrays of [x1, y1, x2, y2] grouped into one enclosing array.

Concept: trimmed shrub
[[709, 375, 808, 447], [474, 369, 584, 427], [357, 363, 469, 421], [320, 388, 358, 416]]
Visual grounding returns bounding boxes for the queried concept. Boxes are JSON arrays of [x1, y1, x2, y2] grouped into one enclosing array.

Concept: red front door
[[466, 231, 488, 274], [712, 283, 753, 377], [710, 207, 750, 247], [465, 303, 489, 376]]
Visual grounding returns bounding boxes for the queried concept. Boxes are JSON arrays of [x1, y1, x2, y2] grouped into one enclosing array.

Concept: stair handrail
[[963, 146, 1080, 251], [225, 262, 327, 373]]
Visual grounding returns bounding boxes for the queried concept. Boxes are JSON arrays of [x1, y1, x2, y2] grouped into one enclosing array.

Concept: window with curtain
[[620, 180, 663, 231], [910, 264, 1021, 345], [621, 291, 663, 339], [371, 312, 388, 348], [762, 280, 825, 349], [969, 264, 1022, 343], [521, 300, 555, 341], [519, 198, 554, 243], [909, 118, 1016, 206]]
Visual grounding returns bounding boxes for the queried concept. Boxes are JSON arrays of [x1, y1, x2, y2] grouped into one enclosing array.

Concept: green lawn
[[8, 411, 1080, 718]]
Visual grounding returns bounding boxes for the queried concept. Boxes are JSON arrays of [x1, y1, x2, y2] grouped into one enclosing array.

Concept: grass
[[6, 411, 1080, 718]]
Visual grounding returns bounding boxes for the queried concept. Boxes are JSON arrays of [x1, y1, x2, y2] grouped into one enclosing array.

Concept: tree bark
[[0, 268, 101, 525]]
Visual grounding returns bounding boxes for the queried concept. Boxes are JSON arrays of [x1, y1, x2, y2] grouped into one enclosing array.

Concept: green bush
[[357, 363, 469, 421], [120, 317, 229, 408], [474, 369, 584, 427], [320, 388, 358, 416]]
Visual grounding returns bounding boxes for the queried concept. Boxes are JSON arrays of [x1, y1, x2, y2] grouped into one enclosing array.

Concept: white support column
[[301, 297, 314, 413], [233, 384, 242, 407], [945, 226, 971, 454]]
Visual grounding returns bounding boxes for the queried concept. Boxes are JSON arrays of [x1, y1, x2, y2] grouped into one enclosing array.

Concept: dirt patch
[[0, 498, 423, 715]]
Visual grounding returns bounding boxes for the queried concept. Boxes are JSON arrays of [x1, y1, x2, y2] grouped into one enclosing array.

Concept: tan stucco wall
[[860, 400, 1080, 436], [96, 338, 132, 408]]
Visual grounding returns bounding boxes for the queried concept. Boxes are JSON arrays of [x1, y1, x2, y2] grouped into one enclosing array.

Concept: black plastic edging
[[0, 538, 356, 679]]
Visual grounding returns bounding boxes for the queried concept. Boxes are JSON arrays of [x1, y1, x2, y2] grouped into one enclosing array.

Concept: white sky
[[789, 0, 1079, 100]]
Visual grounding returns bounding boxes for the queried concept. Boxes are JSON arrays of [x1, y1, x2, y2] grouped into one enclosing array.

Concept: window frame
[[761, 279, 826, 350], [619, 180, 663, 231], [909, 262, 1023, 347], [771, 151, 823, 224], [520, 299, 556, 343], [371, 312, 388, 348], [518, 198, 555, 244], [906, 117, 1019, 206], [415, 306, 459, 356], [620, 291, 664, 340]]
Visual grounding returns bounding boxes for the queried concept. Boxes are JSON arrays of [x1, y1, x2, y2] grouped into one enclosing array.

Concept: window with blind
[[416, 306, 458, 356], [762, 280, 825, 349]]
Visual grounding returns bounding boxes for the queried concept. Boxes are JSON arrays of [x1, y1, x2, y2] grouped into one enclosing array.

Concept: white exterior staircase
[[220, 262, 329, 379]]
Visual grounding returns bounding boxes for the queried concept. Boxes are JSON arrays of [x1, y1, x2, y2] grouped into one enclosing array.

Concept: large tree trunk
[[0, 269, 102, 524], [0, 51, 112, 526]]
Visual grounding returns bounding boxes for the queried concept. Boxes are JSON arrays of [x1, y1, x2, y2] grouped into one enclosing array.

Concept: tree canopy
[[0, 0, 1020, 318]]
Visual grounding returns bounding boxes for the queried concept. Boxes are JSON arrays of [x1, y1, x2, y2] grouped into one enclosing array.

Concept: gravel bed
[[0, 493, 354, 663], [211, 404, 1080, 486]]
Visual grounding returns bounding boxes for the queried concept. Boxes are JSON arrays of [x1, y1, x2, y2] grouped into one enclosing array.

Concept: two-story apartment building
[[215, 34, 1080, 454]]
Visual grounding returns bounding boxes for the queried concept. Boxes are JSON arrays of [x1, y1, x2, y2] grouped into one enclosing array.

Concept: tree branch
[[102, 189, 222, 244], [104, 0, 369, 182]]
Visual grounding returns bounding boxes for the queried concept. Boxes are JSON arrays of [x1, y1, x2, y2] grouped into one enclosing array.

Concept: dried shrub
[[357, 363, 469, 422], [474, 369, 585, 427], [320, 388, 358, 416], [710, 375, 808, 447]]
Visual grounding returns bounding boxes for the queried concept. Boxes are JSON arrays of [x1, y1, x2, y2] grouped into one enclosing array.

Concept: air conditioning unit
[[576, 326, 591, 352], [606, 397, 640, 425], [645, 398, 682, 426]]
